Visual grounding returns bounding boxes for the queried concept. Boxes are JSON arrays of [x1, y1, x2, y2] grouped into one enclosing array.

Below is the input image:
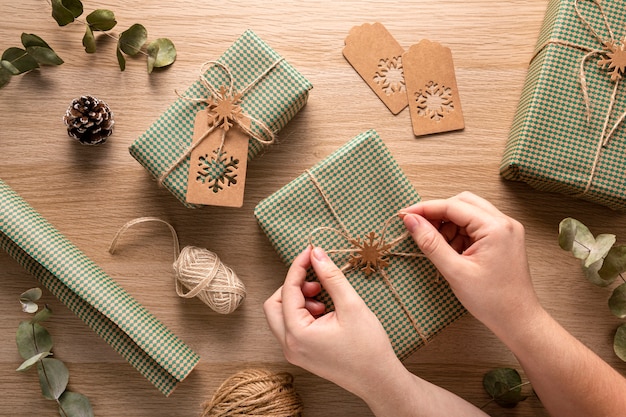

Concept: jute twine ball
[[201, 369, 304, 417], [174, 246, 246, 315]]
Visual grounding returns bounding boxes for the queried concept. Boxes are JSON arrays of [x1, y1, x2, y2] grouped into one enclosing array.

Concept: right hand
[[401, 192, 541, 335]]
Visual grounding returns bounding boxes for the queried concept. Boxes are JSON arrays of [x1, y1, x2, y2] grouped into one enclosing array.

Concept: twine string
[[528, 0, 626, 196], [157, 58, 285, 187], [305, 170, 431, 345]]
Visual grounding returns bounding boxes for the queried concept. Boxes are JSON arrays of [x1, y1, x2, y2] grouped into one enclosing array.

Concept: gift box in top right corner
[[500, 0, 626, 210]]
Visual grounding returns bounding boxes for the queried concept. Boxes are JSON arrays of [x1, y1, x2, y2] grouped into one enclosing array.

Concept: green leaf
[[584, 233, 616, 268], [583, 259, 614, 287], [558, 218, 596, 260], [51, 0, 77, 26], [558, 218, 579, 251], [16, 321, 53, 360], [21, 33, 51, 49], [609, 283, 626, 319], [82, 26, 96, 53], [26, 46, 64, 66], [58, 391, 95, 417], [116, 46, 126, 71], [20, 288, 42, 313], [38, 358, 69, 400], [62, 0, 83, 18], [16, 351, 51, 372], [599, 245, 626, 282], [32, 306, 52, 323], [0, 66, 11, 88], [1, 47, 39, 75], [614, 324, 626, 362], [118, 24, 147, 56], [146, 38, 176, 73], [86, 9, 117, 31], [483, 368, 527, 408]]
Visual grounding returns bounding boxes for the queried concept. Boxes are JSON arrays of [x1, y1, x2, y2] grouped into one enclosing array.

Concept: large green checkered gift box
[[500, 0, 626, 210], [130, 30, 312, 208], [0, 179, 199, 396], [254, 130, 466, 360]]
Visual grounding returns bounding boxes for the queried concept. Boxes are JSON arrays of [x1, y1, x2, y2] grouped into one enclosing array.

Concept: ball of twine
[[174, 246, 246, 314], [201, 369, 304, 417]]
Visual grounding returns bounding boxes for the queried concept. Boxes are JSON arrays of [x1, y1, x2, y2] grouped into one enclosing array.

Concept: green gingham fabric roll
[[129, 30, 313, 208], [0, 179, 199, 396], [254, 130, 466, 360], [501, 0, 626, 210]]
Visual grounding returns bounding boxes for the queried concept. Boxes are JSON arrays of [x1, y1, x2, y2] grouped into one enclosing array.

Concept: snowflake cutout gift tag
[[403, 39, 465, 136], [343, 22, 408, 115]]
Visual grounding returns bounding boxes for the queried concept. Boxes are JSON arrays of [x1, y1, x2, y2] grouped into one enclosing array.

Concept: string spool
[[109, 217, 246, 314], [201, 369, 304, 417]]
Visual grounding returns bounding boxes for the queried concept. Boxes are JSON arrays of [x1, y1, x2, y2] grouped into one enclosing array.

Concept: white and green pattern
[[0, 179, 199, 396], [254, 130, 465, 360], [501, 0, 626, 210], [129, 30, 313, 208]]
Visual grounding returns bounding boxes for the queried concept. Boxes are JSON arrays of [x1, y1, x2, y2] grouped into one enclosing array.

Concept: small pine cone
[[63, 95, 114, 145]]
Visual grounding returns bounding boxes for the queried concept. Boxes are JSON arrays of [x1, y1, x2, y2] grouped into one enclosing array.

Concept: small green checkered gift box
[[500, 0, 626, 210], [254, 130, 465, 360], [0, 179, 199, 396], [130, 30, 312, 208]]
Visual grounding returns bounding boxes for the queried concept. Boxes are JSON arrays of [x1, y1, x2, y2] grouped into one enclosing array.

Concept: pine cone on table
[[63, 95, 114, 145]]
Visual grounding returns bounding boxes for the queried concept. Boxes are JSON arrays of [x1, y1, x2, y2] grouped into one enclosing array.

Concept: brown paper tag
[[185, 109, 250, 208], [343, 22, 407, 115], [403, 40, 464, 136]]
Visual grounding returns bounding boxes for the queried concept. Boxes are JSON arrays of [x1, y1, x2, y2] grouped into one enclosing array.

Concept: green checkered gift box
[[500, 0, 626, 210], [130, 30, 312, 208], [0, 179, 199, 396], [254, 130, 466, 360]]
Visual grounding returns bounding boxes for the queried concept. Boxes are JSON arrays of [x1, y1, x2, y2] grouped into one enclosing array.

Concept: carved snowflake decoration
[[196, 148, 239, 193], [373, 56, 406, 95], [415, 81, 454, 121], [598, 39, 626, 82], [205, 86, 244, 131], [347, 232, 393, 276]]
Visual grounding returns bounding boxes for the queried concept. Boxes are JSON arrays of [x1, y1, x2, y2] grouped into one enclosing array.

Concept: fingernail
[[312, 246, 328, 261], [403, 213, 420, 234], [397, 211, 407, 219]]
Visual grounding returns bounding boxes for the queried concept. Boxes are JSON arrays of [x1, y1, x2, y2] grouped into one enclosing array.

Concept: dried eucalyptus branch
[[559, 218, 626, 361], [481, 368, 531, 409], [16, 288, 94, 417], [0, 33, 63, 88]]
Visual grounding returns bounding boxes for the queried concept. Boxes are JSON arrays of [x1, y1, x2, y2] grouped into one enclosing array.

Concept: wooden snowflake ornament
[[347, 232, 393, 276], [206, 86, 244, 131], [598, 39, 626, 82]]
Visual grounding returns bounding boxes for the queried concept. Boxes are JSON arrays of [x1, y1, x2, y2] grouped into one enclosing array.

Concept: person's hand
[[263, 245, 407, 399], [400, 192, 541, 336]]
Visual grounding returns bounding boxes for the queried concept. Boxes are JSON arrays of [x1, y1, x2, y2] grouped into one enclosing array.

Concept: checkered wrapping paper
[[129, 30, 313, 208], [254, 130, 466, 360], [0, 179, 199, 396], [500, 0, 626, 210]]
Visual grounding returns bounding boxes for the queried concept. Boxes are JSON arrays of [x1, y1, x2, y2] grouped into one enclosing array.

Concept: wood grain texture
[[1, 1, 625, 416]]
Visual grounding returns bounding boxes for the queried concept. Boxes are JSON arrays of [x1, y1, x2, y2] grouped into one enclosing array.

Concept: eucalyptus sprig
[[482, 368, 531, 408], [50, 0, 176, 73], [0, 33, 63, 88], [559, 218, 626, 361], [16, 288, 94, 417]]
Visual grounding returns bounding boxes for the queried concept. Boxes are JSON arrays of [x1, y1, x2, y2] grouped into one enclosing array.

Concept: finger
[[402, 198, 494, 237], [310, 246, 362, 311], [304, 298, 326, 317], [263, 286, 286, 341], [282, 246, 316, 329], [302, 280, 322, 298], [453, 191, 503, 217]]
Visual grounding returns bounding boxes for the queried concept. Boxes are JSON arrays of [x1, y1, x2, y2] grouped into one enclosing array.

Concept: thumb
[[403, 213, 463, 277], [310, 246, 362, 310]]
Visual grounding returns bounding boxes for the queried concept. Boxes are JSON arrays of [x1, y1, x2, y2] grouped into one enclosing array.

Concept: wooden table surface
[[1, 1, 625, 416]]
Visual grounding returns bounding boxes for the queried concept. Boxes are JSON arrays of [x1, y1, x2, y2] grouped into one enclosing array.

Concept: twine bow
[[158, 59, 284, 187], [531, 0, 626, 195], [305, 170, 433, 345]]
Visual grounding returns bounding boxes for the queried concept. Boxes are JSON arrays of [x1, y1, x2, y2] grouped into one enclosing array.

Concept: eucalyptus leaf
[[21, 33, 51, 49], [599, 245, 626, 282], [16, 351, 51, 372], [146, 38, 176, 73], [614, 324, 626, 362], [26, 46, 64, 66], [20, 288, 43, 302], [62, 0, 83, 18], [86, 9, 117, 31], [559, 218, 597, 260], [584, 233, 616, 268], [609, 283, 626, 319], [32, 306, 52, 324], [38, 358, 69, 400], [1, 47, 39, 75], [0, 66, 11, 88], [583, 259, 614, 287], [58, 391, 95, 417], [483, 368, 527, 408], [16, 321, 53, 360], [558, 218, 579, 251], [116, 46, 126, 71], [82, 26, 96, 54], [119, 24, 147, 56], [51, 0, 77, 26]]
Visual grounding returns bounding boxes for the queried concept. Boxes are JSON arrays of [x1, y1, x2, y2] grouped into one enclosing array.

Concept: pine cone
[[63, 95, 114, 145]]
